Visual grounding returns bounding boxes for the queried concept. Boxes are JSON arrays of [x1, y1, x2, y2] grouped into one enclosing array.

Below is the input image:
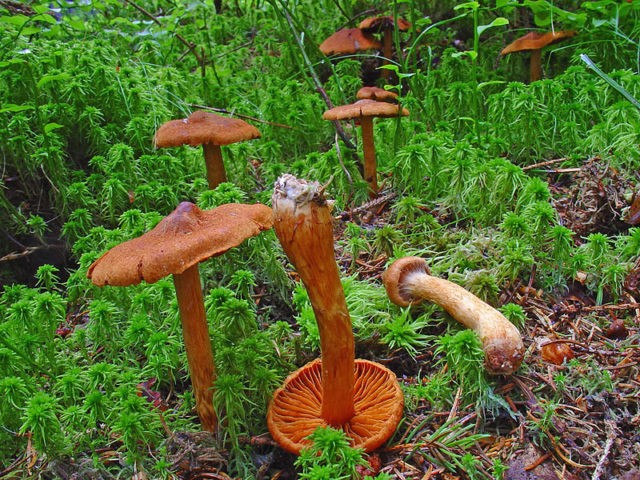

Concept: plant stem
[[271, 0, 356, 150], [272, 175, 355, 425], [173, 266, 217, 432]]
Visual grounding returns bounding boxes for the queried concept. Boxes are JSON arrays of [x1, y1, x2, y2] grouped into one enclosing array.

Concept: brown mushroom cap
[[319, 28, 382, 55], [154, 110, 261, 149], [87, 202, 273, 286], [357, 86, 399, 103], [323, 99, 409, 121], [267, 358, 404, 455], [359, 15, 411, 33], [501, 30, 577, 55], [382, 256, 430, 307]]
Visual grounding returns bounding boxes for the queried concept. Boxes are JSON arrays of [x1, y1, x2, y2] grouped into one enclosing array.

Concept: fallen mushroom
[[87, 201, 273, 432], [323, 99, 409, 198], [359, 15, 411, 80], [154, 110, 261, 189], [267, 174, 403, 455], [319, 27, 382, 56], [501, 30, 577, 82], [382, 256, 524, 375]]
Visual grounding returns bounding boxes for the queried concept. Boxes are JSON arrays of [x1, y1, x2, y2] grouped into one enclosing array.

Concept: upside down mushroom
[[87, 201, 273, 432], [382, 256, 524, 375], [267, 174, 404, 455]]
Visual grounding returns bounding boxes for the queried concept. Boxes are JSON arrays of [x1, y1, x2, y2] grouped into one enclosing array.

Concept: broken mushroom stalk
[[382, 256, 524, 375], [267, 174, 403, 455], [87, 201, 273, 432]]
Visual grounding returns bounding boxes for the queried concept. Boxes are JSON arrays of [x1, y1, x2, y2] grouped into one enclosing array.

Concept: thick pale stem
[[203, 143, 227, 189], [529, 49, 543, 82], [173, 266, 217, 432], [360, 116, 378, 199], [272, 175, 355, 425], [403, 269, 524, 374]]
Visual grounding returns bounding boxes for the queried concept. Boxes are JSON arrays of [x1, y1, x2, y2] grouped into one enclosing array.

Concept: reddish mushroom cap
[[358, 15, 411, 33], [356, 86, 399, 103], [87, 202, 273, 286], [501, 30, 577, 55], [319, 28, 382, 55], [323, 99, 409, 121], [267, 358, 404, 455], [154, 110, 261, 149]]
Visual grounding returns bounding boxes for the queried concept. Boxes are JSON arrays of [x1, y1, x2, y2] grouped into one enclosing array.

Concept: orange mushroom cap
[[319, 28, 382, 55], [87, 202, 273, 286], [501, 30, 577, 55], [323, 99, 409, 121], [356, 86, 399, 103], [267, 358, 404, 455], [154, 110, 261, 149], [359, 15, 411, 33]]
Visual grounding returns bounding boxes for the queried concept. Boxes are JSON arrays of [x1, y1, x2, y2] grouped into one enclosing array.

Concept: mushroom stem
[[529, 49, 543, 82], [360, 116, 378, 198], [203, 143, 227, 189], [173, 265, 217, 432], [383, 257, 524, 375], [272, 175, 355, 425]]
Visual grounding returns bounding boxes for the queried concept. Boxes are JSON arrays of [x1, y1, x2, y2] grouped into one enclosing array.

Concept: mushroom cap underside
[[501, 30, 577, 55], [154, 110, 261, 148], [319, 28, 382, 55], [87, 202, 273, 286], [323, 99, 409, 121], [382, 256, 431, 307], [267, 358, 404, 455]]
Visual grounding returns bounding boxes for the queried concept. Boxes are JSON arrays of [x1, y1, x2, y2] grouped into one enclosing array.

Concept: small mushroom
[[501, 30, 577, 82], [357, 86, 399, 103], [323, 99, 409, 198], [382, 256, 524, 375], [154, 110, 261, 189], [267, 175, 403, 455], [359, 16, 411, 80], [87, 201, 273, 432], [319, 28, 382, 56]]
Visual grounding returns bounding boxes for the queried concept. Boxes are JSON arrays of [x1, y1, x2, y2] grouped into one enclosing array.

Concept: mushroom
[[267, 175, 403, 455], [319, 28, 382, 56], [87, 201, 273, 432], [382, 256, 524, 375], [357, 86, 399, 103], [358, 16, 411, 80], [323, 99, 409, 198], [501, 30, 577, 82], [154, 110, 261, 189]]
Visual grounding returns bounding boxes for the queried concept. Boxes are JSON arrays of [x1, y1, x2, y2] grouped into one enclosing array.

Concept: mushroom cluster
[[267, 174, 404, 454], [320, 15, 411, 81]]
